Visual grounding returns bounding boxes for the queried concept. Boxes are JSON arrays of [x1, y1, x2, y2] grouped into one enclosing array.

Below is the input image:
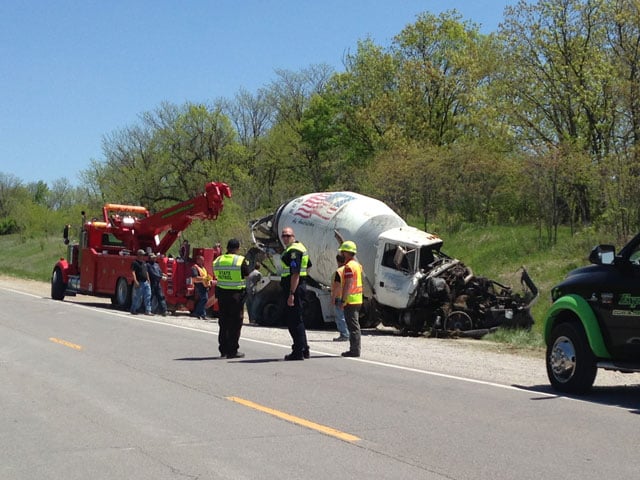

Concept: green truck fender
[[543, 294, 611, 359]]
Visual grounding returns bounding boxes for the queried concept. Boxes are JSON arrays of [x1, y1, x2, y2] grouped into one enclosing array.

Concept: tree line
[[3, 0, 640, 246]]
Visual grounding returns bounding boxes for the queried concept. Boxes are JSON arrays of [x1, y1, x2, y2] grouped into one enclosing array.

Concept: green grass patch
[[0, 233, 67, 282]]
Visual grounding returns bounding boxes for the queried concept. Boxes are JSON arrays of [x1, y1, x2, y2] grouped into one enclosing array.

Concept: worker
[[130, 249, 153, 315], [280, 227, 312, 361], [147, 253, 168, 316], [245, 261, 263, 323], [212, 239, 250, 359], [330, 253, 349, 341], [191, 254, 211, 320], [337, 241, 363, 357]]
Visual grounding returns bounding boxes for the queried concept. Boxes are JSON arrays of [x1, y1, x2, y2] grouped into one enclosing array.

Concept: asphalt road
[[2, 286, 640, 479]]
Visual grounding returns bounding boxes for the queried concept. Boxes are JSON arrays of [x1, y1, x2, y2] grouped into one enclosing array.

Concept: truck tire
[[51, 267, 66, 300], [112, 277, 131, 309], [546, 321, 597, 394], [302, 292, 324, 330], [259, 302, 282, 326], [359, 299, 381, 329]]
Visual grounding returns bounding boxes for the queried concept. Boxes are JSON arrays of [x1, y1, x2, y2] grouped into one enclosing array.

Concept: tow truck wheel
[[112, 277, 131, 309], [51, 267, 66, 300], [546, 322, 597, 394]]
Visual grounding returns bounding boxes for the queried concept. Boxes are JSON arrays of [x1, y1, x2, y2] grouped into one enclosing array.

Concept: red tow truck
[[51, 182, 231, 314]]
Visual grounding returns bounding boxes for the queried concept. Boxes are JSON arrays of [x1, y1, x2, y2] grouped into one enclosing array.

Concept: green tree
[[499, 0, 614, 226], [392, 11, 492, 146]]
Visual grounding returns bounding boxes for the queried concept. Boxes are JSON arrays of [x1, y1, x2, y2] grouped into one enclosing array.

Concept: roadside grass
[[0, 233, 66, 282], [483, 328, 545, 355]]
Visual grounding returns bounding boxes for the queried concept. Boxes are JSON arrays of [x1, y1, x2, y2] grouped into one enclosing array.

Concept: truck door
[[373, 242, 417, 309], [603, 243, 640, 361]]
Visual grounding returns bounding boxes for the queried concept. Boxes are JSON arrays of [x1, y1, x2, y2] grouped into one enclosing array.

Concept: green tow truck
[[544, 233, 640, 393]]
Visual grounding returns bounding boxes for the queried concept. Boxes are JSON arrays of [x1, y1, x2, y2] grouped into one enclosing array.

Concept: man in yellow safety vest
[[213, 238, 250, 359], [337, 241, 363, 357]]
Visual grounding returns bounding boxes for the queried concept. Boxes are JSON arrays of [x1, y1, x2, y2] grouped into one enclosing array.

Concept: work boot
[[333, 335, 349, 342], [227, 352, 245, 359], [341, 351, 360, 357], [284, 353, 304, 361]]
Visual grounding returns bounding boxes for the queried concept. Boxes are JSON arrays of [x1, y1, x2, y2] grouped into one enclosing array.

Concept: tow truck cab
[[544, 232, 640, 393]]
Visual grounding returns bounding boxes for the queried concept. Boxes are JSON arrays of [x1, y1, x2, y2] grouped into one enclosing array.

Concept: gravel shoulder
[[2, 274, 636, 390]]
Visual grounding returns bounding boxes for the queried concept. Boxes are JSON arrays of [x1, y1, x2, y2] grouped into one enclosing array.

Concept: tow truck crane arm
[[103, 182, 231, 255]]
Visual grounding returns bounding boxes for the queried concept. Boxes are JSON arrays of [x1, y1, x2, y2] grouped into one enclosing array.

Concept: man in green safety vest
[[280, 227, 312, 361], [213, 238, 250, 359]]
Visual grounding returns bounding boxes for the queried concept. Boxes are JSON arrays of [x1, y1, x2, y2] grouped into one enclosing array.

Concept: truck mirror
[[63, 224, 70, 245], [588, 244, 615, 265]]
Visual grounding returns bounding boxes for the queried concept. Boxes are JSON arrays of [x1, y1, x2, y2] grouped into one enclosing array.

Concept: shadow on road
[[174, 356, 221, 361], [515, 383, 640, 413]]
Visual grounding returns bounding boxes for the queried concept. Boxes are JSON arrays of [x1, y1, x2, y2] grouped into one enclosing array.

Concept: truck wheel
[[444, 311, 473, 331], [51, 267, 66, 300], [112, 277, 131, 309], [546, 322, 597, 394], [302, 293, 324, 330], [259, 302, 282, 326], [359, 299, 381, 329]]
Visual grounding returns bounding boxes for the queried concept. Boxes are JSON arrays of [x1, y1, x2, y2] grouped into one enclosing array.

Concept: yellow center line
[[49, 337, 83, 350], [226, 396, 360, 443]]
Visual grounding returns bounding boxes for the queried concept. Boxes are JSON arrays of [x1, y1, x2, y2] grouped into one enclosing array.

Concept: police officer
[[213, 238, 250, 359], [280, 227, 312, 360], [337, 241, 363, 357]]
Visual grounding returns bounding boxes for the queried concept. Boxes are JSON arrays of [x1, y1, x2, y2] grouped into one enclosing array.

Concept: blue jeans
[[193, 284, 208, 317], [131, 281, 151, 313], [334, 305, 349, 338]]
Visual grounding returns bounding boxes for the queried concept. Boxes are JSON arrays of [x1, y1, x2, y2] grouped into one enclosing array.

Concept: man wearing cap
[[213, 238, 250, 359], [280, 227, 312, 361], [131, 249, 153, 315], [337, 241, 363, 357], [147, 253, 168, 316]]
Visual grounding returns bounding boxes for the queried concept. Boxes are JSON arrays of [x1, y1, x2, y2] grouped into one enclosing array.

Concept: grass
[[0, 233, 68, 281], [1, 223, 613, 351]]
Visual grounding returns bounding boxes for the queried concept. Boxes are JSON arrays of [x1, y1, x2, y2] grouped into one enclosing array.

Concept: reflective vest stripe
[[344, 259, 363, 305], [281, 242, 309, 277], [213, 254, 246, 290], [335, 265, 345, 297]]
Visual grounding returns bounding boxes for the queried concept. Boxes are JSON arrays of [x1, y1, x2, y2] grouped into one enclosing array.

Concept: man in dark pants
[[337, 241, 364, 357], [213, 238, 250, 359], [147, 253, 168, 316], [191, 255, 210, 319], [280, 227, 312, 361], [130, 249, 152, 315]]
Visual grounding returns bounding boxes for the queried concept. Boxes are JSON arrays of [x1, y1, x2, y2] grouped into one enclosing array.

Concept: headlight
[[551, 287, 562, 302]]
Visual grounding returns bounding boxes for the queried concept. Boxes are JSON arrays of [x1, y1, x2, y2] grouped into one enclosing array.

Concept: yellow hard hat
[[339, 240, 357, 254]]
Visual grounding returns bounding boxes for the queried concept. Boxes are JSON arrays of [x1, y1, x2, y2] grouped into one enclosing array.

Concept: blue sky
[[0, 0, 512, 187]]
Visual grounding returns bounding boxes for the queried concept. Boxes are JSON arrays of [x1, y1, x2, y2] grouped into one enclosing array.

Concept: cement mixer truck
[[249, 191, 538, 335]]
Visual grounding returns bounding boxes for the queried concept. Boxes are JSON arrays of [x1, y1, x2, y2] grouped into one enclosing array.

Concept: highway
[[2, 286, 640, 479]]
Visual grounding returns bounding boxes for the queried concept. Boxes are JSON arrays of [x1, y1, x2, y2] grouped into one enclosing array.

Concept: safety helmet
[[339, 240, 357, 254]]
